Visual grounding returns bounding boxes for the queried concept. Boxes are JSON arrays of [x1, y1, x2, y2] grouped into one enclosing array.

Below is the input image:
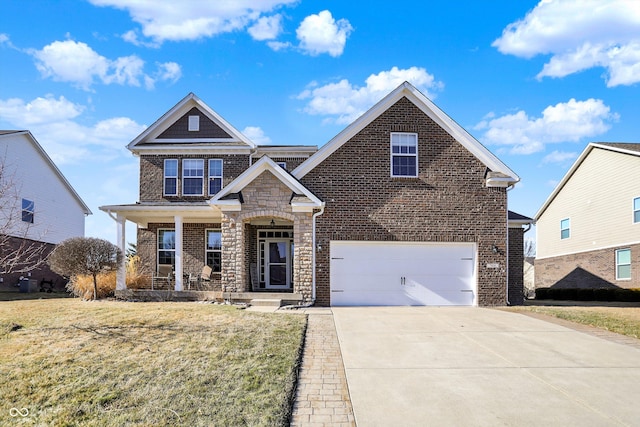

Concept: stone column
[[293, 213, 313, 302]]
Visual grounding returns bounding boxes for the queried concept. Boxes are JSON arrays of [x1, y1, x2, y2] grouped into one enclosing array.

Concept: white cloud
[[242, 126, 271, 145], [493, 0, 640, 87], [541, 150, 579, 164], [297, 66, 444, 124], [475, 98, 618, 154], [267, 40, 292, 52], [296, 10, 352, 57], [30, 39, 181, 91], [0, 95, 146, 164], [89, 0, 296, 44], [248, 14, 282, 41]]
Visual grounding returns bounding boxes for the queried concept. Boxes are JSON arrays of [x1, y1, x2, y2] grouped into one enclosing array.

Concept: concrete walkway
[[332, 306, 640, 427], [290, 308, 355, 426]]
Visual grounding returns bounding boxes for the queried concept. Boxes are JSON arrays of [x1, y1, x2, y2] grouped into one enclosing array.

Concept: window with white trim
[[206, 229, 222, 273], [208, 159, 223, 195], [182, 159, 204, 195], [277, 162, 287, 169], [188, 115, 200, 131], [616, 248, 631, 280], [634, 197, 640, 224], [560, 218, 570, 240], [22, 199, 34, 223], [164, 159, 178, 196], [391, 133, 418, 177], [158, 229, 176, 267]]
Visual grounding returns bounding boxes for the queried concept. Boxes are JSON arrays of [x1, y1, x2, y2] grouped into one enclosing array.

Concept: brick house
[[100, 82, 531, 306], [535, 143, 640, 290]]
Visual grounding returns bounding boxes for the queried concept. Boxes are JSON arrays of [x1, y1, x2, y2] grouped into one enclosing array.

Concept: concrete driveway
[[332, 307, 640, 426]]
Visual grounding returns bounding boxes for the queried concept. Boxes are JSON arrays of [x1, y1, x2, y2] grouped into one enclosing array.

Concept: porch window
[[183, 159, 204, 195], [164, 159, 178, 196], [158, 229, 176, 267], [208, 159, 223, 195], [391, 133, 418, 177], [206, 229, 222, 273], [616, 249, 631, 280]]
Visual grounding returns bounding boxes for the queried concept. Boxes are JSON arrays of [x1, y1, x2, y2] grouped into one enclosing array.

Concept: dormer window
[[188, 115, 200, 132]]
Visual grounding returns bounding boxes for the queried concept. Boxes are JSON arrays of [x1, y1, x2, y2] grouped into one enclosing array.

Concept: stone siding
[[301, 96, 508, 306], [535, 243, 640, 289]]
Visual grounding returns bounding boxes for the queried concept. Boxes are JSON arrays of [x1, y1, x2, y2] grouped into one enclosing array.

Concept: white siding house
[[0, 130, 91, 288]]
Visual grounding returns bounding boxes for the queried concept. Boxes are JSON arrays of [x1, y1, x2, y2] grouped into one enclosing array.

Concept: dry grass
[[67, 256, 151, 299], [0, 299, 307, 426], [504, 305, 640, 339]]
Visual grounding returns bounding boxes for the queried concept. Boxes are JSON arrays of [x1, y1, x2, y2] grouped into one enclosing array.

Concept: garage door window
[[391, 133, 418, 177]]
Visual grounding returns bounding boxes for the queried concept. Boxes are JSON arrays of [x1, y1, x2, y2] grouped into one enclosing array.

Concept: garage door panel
[[330, 241, 476, 306]]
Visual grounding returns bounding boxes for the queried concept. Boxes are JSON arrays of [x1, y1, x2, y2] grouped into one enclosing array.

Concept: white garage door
[[330, 241, 476, 306]]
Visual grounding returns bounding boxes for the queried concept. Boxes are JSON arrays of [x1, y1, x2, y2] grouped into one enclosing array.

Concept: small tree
[[48, 237, 123, 300]]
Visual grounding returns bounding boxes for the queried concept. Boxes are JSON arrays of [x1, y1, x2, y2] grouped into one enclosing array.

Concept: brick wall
[[301, 96, 508, 306], [508, 227, 524, 305], [139, 154, 249, 202], [535, 243, 640, 289], [0, 236, 66, 291]]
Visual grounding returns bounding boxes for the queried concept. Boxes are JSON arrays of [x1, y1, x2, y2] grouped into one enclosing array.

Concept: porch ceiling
[[99, 202, 222, 227]]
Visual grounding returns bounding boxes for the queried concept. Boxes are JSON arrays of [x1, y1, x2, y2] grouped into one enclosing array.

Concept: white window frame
[[205, 229, 222, 273], [188, 115, 200, 132], [22, 198, 34, 223], [182, 159, 204, 196], [616, 248, 631, 280], [157, 228, 176, 268], [560, 218, 570, 240], [163, 159, 178, 196], [634, 196, 640, 224], [390, 132, 418, 178], [208, 159, 223, 196]]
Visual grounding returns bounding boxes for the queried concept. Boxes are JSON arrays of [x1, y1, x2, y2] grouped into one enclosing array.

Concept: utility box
[[19, 278, 30, 293]]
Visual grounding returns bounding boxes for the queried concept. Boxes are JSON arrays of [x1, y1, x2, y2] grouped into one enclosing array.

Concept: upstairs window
[[22, 199, 34, 223], [164, 159, 178, 196], [634, 197, 640, 223], [616, 249, 631, 280], [188, 115, 200, 132], [208, 159, 223, 195], [391, 133, 418, 177], [183, 159, 204, 195], [560, 218, 570, 240]]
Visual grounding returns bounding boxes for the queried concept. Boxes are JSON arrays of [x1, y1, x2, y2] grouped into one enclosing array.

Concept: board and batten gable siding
[[0, 133, 86, 244], [301, 96, 508, 306], [537, 147, 640, 259]]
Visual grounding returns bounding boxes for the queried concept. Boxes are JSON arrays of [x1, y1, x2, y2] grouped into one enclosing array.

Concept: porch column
[[115, 214, 127, 290], [174, 215, 184, 291]]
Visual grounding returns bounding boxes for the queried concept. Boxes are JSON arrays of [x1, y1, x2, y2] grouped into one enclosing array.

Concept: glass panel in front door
[[267, 241, 289, 287]]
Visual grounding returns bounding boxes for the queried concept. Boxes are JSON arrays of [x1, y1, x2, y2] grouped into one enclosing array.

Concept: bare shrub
[[66, 255, 151, 299]]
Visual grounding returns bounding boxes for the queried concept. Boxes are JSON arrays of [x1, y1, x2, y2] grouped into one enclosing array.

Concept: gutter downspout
[[505, 183, 515, 305], [311, 205, 325, 303]]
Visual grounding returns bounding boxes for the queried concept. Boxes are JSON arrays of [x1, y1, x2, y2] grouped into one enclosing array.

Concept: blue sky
[[1, 0, 639, 246]]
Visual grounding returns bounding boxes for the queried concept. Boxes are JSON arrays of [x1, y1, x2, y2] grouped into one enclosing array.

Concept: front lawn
[[504, 305, 640, 339], [0, 299, 307, 426]]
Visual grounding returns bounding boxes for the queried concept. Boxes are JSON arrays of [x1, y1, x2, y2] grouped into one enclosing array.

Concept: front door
[[265, 239, 292, 289]]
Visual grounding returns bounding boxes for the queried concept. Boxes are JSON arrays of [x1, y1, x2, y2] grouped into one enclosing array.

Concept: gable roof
[[508, 210, 534, 227], [127, 92, 255, 154], [209, 156, 323, 211], [0, 130, 92, 215], [292, 81, 519, 186], [535, 142, 640, 220]]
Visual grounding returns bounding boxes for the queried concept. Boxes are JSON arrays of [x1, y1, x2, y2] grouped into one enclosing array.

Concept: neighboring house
[[0, 130, 92, 290], [535, 143, 640, 289], [100, 82, 532, 306]]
